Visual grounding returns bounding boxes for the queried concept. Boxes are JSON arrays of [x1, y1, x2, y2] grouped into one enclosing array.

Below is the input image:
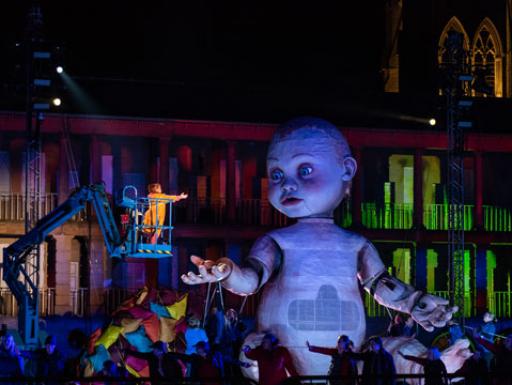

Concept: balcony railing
[[483, 205, 512, 232], [0, 193, 511, 232], [173, 198, 292, 227], [70, 288, 90, 317], [364, 294, 390, 318], [0, 287, 55, 316], [103, 287, 141, 315], [423, 204, 474, 231], [0, 193, 86, 222], [361, 202, 413, 229], [488, 291, 512, 318]]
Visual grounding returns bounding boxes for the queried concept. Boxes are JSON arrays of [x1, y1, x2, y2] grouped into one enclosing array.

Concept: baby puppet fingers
[[417, 319, 435, 333], [431, 305, 459, 328], [181, 272, 204, 284]]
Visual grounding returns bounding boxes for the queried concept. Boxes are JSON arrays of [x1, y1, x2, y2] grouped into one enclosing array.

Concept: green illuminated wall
[[426, 249, 438, 292], [486, 250, 496, 312], [393, 248, 411, 284]]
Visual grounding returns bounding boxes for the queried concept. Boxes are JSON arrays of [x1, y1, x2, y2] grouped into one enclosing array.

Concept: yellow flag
[[165, 293, 188, 320]]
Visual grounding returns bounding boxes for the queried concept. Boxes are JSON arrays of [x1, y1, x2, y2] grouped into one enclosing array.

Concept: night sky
[[2, 1, 505, 130]]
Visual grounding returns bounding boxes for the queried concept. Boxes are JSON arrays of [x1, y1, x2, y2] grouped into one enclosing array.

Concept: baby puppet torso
[[252, 218, 383, 375]]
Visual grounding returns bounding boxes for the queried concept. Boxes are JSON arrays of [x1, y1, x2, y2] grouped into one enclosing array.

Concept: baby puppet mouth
[[280, 196, 303, 206]]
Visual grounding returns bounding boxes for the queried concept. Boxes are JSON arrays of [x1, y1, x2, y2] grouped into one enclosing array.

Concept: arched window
[[438, 17, 471, 95], [472, 18, 503, 97]]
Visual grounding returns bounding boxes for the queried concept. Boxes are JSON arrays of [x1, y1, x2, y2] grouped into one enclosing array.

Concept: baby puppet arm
[[181, 235, 281, 296], [358, 242, 457, 332]]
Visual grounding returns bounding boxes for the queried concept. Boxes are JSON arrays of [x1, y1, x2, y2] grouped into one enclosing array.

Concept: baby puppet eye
[[270, 169, 284, 182], [298, 165, 313, 177]]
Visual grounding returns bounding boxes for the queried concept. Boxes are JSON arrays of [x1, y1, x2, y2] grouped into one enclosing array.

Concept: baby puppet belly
[[257, 279, 366, 375]]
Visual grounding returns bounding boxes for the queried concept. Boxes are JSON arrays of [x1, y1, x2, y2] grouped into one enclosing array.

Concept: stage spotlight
[[429, 118, 436, 126], [56, 66, 63, 74], [52, 97, 61, 106]]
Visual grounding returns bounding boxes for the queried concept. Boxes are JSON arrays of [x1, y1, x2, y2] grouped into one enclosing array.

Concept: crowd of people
[[1, 309, 512, 385], [0, 307, 253, 384]]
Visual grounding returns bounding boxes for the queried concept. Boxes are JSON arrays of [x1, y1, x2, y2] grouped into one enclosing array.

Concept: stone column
[[475, 152, 484, 230], [426, 249, 438, 293], [90, 135, 102, 184], [88, 237, 106, 313], [159, 137, 170, 192], [226, 141, 237, 223], [58, 135, 69, 204], [54, 234, 72, 314], [415, 245, 427, 291], [414, 148, 424, 229]]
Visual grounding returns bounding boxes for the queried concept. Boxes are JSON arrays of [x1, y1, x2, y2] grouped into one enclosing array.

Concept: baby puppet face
[[267, 128, 356, 218]]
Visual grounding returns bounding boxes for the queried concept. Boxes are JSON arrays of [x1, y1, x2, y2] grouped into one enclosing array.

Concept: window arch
[[472, 18, 503, 97], [438, 17, 471, 95], [438, 17, 470, 64]]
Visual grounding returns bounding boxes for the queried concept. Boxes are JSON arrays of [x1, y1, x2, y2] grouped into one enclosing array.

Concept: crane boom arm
[[2, 184, 122, 304]]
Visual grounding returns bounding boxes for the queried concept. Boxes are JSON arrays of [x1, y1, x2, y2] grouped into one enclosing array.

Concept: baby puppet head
[[267, 117, 356, 218]]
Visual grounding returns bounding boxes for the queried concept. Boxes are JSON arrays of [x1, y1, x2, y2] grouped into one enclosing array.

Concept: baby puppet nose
[[281, 178, 298, 192]]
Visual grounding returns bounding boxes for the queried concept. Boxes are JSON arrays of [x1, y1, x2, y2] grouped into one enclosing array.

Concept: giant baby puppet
[[182, 117, 471, 376]]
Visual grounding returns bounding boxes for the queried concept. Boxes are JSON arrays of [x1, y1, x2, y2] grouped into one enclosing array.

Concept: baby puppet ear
[[341, 156, 357, 181]]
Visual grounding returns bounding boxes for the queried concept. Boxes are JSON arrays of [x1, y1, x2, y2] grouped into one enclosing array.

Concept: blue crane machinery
[[3, 183, 175, 347]]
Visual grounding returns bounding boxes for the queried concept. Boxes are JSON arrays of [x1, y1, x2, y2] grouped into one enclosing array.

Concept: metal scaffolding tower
[[443, 31, 473, 325], [19, 3, 46, 346]]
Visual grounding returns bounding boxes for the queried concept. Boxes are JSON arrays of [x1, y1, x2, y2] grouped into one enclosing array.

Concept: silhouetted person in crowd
[[473, 331, 512, 385], [457, 349, 489, 385], [349, 337, 396, 385], [0, 333, 24, 377], [63, 328, 88, 377], [189, 341, 224, 384], [399, 347, 448, 385], [218, 308, 248, 379], [126, 340, 184, 380], [206, 305, 224, 347], [243, 333, 299, 385], [101, 359, 129, 385], [479, 312, 497, 368], [449, 322, 465, 345], [185, 315, 209, 355], [306, 335, 358, 385], [34, 335, 64, 377]]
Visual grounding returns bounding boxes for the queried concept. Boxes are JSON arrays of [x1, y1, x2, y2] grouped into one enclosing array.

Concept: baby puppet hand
[[411, 294, 458, 332], [177, 192, 188, 200], [440, 339, 472, 373], [181, 255, 231, 285]]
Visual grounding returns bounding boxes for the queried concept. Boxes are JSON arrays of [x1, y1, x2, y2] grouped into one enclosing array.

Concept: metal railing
[[424, 204, 474, 231], [173, 198, 226, 225], [70, 288, 90, 317], [488, 290, 512, 318], [103, 288, 140, 315], [361, 202, 413, 229], [0, 287, 55, 316], [364, 294, 390, 318], [173, 198, 291, 227], [0, 193, 511, 232], [483, 205, 512, 232], [0, 193, 86, 222]]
